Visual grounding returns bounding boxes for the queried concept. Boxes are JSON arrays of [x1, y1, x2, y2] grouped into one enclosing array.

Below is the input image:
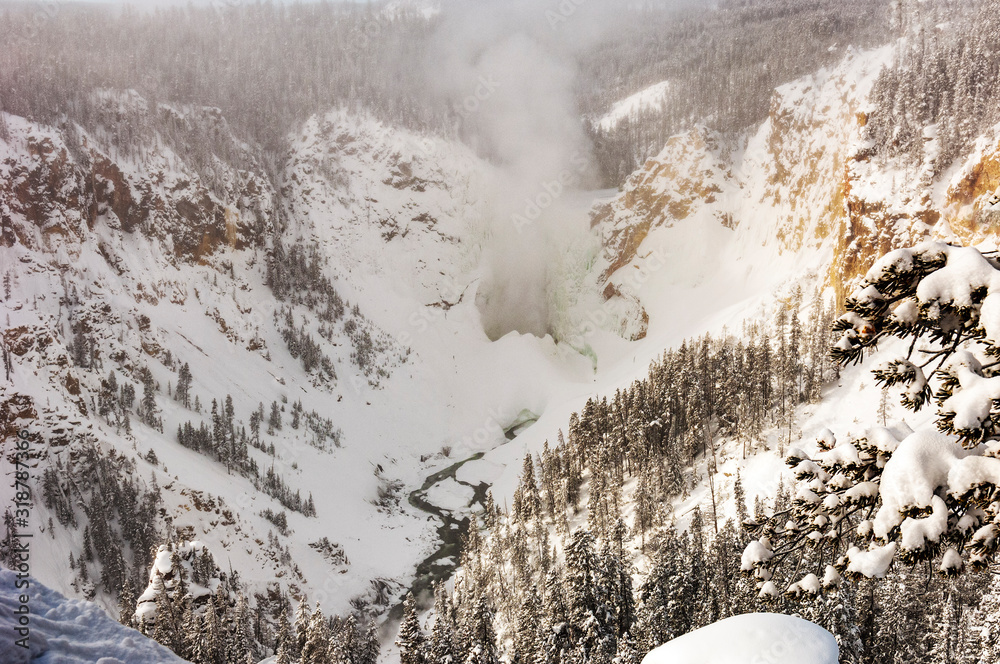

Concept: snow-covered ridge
[[0, 99, 491, 622], [597, 81, 671, 132], [11, 34, 1000, 664]]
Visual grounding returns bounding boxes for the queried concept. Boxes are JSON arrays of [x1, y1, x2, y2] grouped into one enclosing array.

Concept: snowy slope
[[449, 42, 993, 552], [597, 81, 672, 132], [0, 569, 186, 664], [450, 46, 1000, 605], [0, 96, 623, 642], [0, 101, 528, 622]]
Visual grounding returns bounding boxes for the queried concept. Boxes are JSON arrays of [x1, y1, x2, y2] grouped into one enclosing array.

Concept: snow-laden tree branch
[[744, 242, 1000, 597]]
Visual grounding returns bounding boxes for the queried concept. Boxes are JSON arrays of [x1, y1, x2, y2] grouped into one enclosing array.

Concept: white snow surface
[[0, 569, 186, 664], [641, 613, 838, 664], [597, 81, 671, 131], [422, 478, 476, 513]]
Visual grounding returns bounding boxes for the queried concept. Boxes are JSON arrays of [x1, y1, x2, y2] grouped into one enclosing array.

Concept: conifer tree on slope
[[634, 528, 695, 652], [463, 595, 499, 664], [232, 593, 254, 663], [429, 583, 456, 664], [302, 606, 331, 664], [179, 600, 198, 663], [275, 639, 293, 664], [398, 593, 427, 664], [360, 620, 381, 664], [294, 600, 312, 659], [275, 611, 294, 664]]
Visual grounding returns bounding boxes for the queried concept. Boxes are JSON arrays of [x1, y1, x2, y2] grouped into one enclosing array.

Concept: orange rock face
[[943, 137, 1000, 246], [592, 48, 1000, 305], [593, 127, 732, 282], [0, 110, 273, 261]]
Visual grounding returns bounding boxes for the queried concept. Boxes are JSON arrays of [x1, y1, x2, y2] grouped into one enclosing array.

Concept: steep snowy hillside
[[0, 92, 623, 646], [452, 47, 900, 518], [485, 37, 1000, 541], [593, 46, 894, 316], [594, 40, 1000, 312], [0, 96, 430, 618]]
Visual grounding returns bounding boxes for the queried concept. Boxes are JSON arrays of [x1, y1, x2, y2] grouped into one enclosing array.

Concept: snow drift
[[640, 613, 838, 664], [0, 569, 185, 664]]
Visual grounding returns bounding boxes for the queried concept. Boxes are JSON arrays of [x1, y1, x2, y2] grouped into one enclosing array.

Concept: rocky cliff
[[593, 44, 1000, 307]]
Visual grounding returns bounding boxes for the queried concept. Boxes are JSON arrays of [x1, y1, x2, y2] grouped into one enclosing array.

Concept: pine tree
[[328, 614, 358, 664], [513, 591, 541, 663], [733, 472, 749, 536], [275, 610, 294, 663], [464, 596, 498, 664], [633, 463, 659, 551], [615, 632, 641, 664], [302, 606, 331, 664], [118, 577, 137, 627], [152, 577, 180, 654], [565, 528, 607, 651], [180, 598, 199, 662], [275, 639, 293, 664], [634, 528, 697, 652], [200, 599, 223, 664], [398, 593, 427, 664], [139, 367, 159, 429], [269, 401, 283, 433], [176, 362, 192, 408], [82, 524, 94, 562], [360, 620, 381, 664], [430, 583, 457, 664], [232, 593, 254, 663], [294, 600, 312, 659]]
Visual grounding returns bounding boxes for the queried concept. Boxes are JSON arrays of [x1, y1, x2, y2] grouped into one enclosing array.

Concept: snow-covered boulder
[[641, 613, 838, 664], [0, 569, 185, 664]]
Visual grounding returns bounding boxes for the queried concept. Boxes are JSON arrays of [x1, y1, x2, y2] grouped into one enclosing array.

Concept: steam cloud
[[426, 0, 623, 341]]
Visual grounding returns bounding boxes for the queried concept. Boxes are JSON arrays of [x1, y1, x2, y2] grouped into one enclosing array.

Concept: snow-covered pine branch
[[745, 241, 1000, 594]]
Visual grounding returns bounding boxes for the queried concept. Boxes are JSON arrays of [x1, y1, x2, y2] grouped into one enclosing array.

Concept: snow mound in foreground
[[641, 613, 838, 664], [0, 569, 185, 664]]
